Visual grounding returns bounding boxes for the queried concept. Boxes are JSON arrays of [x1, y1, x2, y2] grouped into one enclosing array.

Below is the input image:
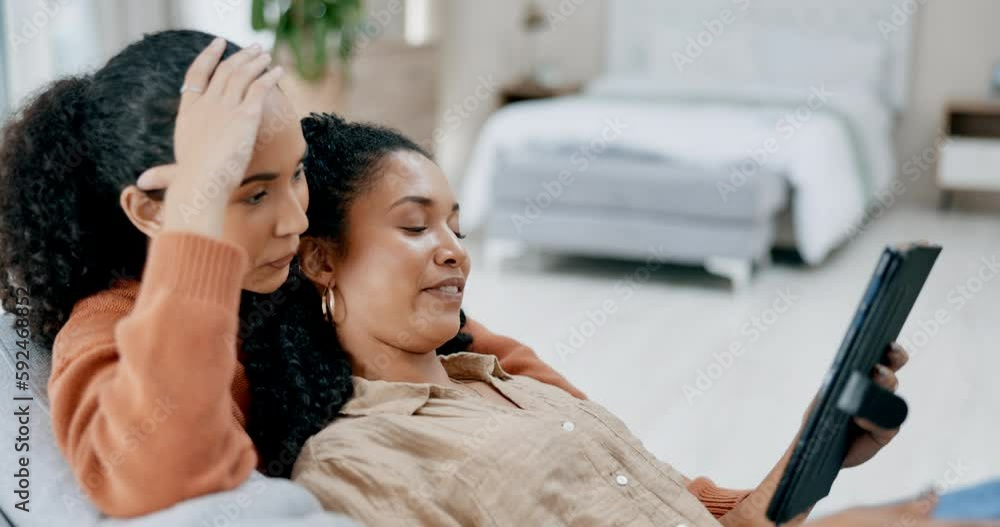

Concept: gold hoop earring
[[321, 285, 336, 324]]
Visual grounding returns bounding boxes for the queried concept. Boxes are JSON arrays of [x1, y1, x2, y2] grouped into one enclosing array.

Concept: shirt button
[[615, 474, 629, 486], [561, 421, 575, 432]]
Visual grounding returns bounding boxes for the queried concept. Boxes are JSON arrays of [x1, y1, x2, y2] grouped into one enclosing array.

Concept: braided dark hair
[[241, 113, 471, 477]]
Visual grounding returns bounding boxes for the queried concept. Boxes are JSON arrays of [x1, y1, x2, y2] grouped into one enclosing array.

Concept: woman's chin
[[417, 319, 462, 346], [242, 266, 291, 293]]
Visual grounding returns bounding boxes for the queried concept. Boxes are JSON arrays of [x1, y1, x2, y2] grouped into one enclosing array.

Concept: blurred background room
[[2, 0, 998, 520]]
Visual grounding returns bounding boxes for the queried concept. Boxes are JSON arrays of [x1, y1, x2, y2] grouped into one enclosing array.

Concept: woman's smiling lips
[[422, 276, 465, 304]]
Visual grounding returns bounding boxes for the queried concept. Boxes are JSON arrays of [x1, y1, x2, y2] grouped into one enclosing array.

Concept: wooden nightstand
[[498, 80, 582, 107], [938, 100, 1000, 210]]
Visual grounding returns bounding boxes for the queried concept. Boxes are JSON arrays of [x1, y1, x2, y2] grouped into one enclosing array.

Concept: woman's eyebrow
[[240, 173, 278, 187], [388, 195, 460, 213], [241, 151, 307, 185]]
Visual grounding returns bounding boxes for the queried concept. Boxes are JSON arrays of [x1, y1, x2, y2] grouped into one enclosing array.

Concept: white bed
[[460, 0, 914, 271]]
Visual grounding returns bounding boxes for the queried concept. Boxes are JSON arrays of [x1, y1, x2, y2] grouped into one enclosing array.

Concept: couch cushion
[[0, 310, 359, 526], [0, 309, 101, 525]]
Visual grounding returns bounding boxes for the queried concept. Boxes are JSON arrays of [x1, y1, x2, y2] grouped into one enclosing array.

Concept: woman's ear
[[299, 236, 337, 288], [119, 184, 164, 237]]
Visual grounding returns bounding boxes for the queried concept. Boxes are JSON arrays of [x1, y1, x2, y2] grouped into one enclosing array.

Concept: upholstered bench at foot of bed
[[485, 150, 789, 288]]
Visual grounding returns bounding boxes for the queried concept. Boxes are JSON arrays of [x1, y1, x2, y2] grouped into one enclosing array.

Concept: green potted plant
[[251, 0, 366, 112]]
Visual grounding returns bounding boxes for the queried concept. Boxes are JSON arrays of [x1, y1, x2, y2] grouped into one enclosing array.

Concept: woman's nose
[[435, 231, 469, 268], [275, 190, 309, 237]]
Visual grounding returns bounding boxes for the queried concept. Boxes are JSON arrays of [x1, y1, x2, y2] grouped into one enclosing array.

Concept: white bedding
[[459, 78, 895, 265]]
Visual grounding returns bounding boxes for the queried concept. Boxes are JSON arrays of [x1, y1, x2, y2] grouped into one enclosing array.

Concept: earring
[[321, 285, 336, 324]]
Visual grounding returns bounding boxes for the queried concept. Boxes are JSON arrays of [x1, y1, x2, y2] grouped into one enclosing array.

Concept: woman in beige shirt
[[289, 114, 983, 527]]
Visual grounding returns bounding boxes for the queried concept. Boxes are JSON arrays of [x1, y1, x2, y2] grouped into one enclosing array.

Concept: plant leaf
[[312, 18, 328, 79], [278, 11, 309, 80], [252, 0, 367, 80], [250, 0, 269, 30]]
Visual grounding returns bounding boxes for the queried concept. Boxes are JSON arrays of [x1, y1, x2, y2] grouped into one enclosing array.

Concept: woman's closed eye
[[402, 226, 467, 239], [245, 189, 268, 205], [244, 166, 304, 205]]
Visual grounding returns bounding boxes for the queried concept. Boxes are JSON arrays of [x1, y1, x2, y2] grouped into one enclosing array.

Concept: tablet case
[[766, 243, 941, 524]]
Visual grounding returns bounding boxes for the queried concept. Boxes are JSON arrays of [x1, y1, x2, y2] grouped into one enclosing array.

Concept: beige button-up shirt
[[292, 352, 722, 526]]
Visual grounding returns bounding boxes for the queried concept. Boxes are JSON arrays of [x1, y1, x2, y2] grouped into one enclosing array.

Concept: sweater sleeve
[[462, 317, 587, 400], [685, 477, 753, 518], [48, 232, 258, 518]]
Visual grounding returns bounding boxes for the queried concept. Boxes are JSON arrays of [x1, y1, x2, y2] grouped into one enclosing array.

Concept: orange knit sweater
[[49, 232, 749, 518]]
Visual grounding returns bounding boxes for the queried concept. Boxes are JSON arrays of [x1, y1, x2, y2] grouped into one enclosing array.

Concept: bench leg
[[705, 256, 754, 291], [939, 189, 955, 211], [482, 239, 529, 273]]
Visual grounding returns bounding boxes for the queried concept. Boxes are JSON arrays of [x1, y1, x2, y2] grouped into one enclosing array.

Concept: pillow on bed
[[648, 25, 765, 87], [584, 75, 881, 112], [645, 24, 888, 105], [750, 28, 888, 102]]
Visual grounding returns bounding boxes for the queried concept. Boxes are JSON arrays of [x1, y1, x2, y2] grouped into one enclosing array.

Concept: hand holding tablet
[[767, 242, 942, 524]]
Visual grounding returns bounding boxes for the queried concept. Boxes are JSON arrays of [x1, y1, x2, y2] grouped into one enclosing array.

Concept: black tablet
[[766, 242, 941, 524]]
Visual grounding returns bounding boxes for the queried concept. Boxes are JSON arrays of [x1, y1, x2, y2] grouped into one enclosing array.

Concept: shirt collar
[[341, 352, 513, 417]]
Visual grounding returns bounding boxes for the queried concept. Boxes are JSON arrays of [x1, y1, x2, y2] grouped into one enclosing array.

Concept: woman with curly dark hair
[[284, 115, 942, 527], [0, 30, 583, 518]]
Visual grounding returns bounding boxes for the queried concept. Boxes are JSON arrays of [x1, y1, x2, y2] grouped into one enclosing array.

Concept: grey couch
[[0, 310, 357, 526]]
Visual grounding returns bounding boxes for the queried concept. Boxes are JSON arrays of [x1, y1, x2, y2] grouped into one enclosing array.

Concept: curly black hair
[[0, 29, 245, 347], [0, 29, 469, 478], [241, 113, 472, 477]]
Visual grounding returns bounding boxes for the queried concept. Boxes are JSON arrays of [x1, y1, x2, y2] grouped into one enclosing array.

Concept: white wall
[[435, 0, 607, 182], [898, 0, 1000, 207], [171, 0, 271, 48]]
